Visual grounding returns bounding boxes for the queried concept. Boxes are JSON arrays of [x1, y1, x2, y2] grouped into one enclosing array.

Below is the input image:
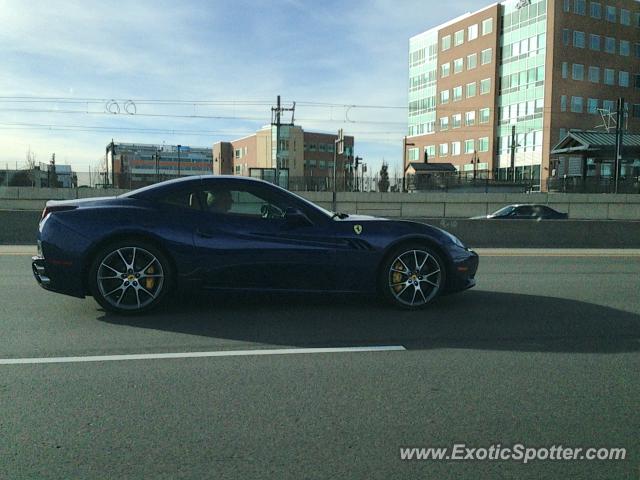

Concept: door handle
[[196, 228, 216, 238]]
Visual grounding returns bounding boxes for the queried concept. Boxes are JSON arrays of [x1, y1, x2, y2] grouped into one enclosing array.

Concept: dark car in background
[[471, 204, 568, 220], [32, 176, 478, 314]]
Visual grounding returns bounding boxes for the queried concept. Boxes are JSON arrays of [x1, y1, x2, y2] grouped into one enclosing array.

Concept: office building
[[406, 0, 640, 190]]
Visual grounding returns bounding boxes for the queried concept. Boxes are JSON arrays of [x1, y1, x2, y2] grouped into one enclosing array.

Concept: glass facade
[[497, 0, 547, 182], [408, 30, 438, 137]]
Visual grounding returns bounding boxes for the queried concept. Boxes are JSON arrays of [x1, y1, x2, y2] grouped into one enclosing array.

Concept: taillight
[[41, 205, 77, 220]]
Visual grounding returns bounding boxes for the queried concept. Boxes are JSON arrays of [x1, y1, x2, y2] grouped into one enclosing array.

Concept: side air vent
[[345, 239, 373, 251]]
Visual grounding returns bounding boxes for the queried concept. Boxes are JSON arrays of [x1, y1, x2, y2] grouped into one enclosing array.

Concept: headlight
[[445, 231, 466, 248]]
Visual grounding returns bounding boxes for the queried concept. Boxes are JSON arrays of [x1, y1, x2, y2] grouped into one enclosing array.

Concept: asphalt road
[[1, 249, 639, 479]]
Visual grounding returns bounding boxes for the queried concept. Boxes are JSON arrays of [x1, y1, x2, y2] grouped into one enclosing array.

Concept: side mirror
[[284, 207, 312, 227]]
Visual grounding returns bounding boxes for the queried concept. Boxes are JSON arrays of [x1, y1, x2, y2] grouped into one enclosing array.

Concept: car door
[[193, 179, 338, 291]]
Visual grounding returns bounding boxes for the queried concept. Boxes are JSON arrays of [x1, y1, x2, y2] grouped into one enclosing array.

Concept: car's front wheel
[[379, 243, 446, 309], [89, 240, 172, 314]]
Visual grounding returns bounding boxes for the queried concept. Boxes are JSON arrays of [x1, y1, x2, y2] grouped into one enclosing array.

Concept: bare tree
[[25, 147, 37, 187]]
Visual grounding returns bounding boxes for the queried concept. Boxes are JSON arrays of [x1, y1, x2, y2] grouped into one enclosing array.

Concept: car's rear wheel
[[88, 240, 172, 314], [379, 243, 446, 309]]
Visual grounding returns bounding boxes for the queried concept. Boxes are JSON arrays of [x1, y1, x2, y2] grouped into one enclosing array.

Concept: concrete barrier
[[416, 219, 640, 248], [1, 187, 640, 220], [2, 208, 638, 248], [0, 210, 42, 244]]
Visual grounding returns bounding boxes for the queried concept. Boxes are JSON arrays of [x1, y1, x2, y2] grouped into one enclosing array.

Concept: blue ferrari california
[[32, 176, 478, 314]]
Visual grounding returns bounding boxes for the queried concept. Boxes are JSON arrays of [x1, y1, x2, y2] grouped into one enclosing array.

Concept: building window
[[590, 34, 601, 51], [234, 149, 242, 159], [408, 148, 419, 161], [570, 96, 584, 113], [563, 0, 571, 12], [604, 68, 615, 85], [464, 139, 475, 154], [562, 62, 569, 79], [636, 74, 640, 88], [467, 53, 477, 70], [632, 105, 640, 119], [454, 30, 464, 46], [590, 2, 601, 19], [561, 95, 567, 112], [440, 90, 450, 104], [468, 24, 478, 41], [478, 137, 489, 153], [465, 111, 476, 126], [480, 78, 491, 95], [453, 86, 463, 101], [603, 100, 615, 112], [563, 29, 571, 46], [441, 63, 451, 77], [573, 31, 585, 48], [479, 108, 490, 124], [587, 98, 599, 114], [451, 142, 461, 156], [620, 40, 630, 56], [440, 117, 449, 131], [466, 82, 476, 98], [604, 37, 616, 53], [442, 35, 451, 51], [635, 43, 640, 58], [439, 143, 449, 157], [452, 114, 462, 128], [574, 0, 586, 15], [588, 66, 600, 83], [482, 18, 493, 35], [620, 8, 630, 26], [425, 145, 436, 158], [619, 71, 630, 87], [481, 48, 492, 65], [605, 5, 616, 22], [454, 58, 464, 74], [572, 64, 584, 81]]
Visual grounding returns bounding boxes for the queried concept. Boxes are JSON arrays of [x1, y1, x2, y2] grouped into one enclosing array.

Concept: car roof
[[120, 175, 275, 198]]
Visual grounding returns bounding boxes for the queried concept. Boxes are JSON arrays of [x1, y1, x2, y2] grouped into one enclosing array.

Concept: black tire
[[88, 239, 173, 315], [378, 242, 447, 310]]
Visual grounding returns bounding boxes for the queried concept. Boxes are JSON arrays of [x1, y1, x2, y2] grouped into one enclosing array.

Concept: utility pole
[[177, 144, 181, 177], [332, 128, 344, 212], [403, 136, 415, 192], [155, 150, 160, 183], [614, 97, 624, 194], [270, 95, 296, 187], [510, 125, 517, 183], [471, 150, 478, 180]]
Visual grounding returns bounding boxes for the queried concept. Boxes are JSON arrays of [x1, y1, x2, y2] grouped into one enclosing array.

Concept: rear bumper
[[31, 254, 85, 298], [32, 256, 52, 289]]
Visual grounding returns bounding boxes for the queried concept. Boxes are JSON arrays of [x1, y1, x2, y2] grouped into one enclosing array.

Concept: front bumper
[[447, 248, 479, 293]]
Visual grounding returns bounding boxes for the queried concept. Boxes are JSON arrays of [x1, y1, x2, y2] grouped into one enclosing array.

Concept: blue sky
[[0, 0, 490, 177]]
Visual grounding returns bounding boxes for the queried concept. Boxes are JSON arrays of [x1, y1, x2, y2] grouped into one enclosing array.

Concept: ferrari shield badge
[[353, 224, 363, 235]]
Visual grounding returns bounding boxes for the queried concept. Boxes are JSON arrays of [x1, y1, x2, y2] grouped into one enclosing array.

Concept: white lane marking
[[0, 346, 406, 365]]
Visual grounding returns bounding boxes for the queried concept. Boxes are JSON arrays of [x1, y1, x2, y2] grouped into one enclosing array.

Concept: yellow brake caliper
[[392, 261, 404, 293], [145, 266, 155, 290]]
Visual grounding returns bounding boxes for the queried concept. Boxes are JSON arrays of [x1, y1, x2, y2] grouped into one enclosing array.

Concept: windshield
[[492, 206, 516, 217]]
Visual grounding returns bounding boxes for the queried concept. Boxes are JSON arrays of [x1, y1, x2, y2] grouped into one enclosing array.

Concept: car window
[[515, 206, 534, 216], [159, 189, 203, 210], [201, 185, 290, 219]]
